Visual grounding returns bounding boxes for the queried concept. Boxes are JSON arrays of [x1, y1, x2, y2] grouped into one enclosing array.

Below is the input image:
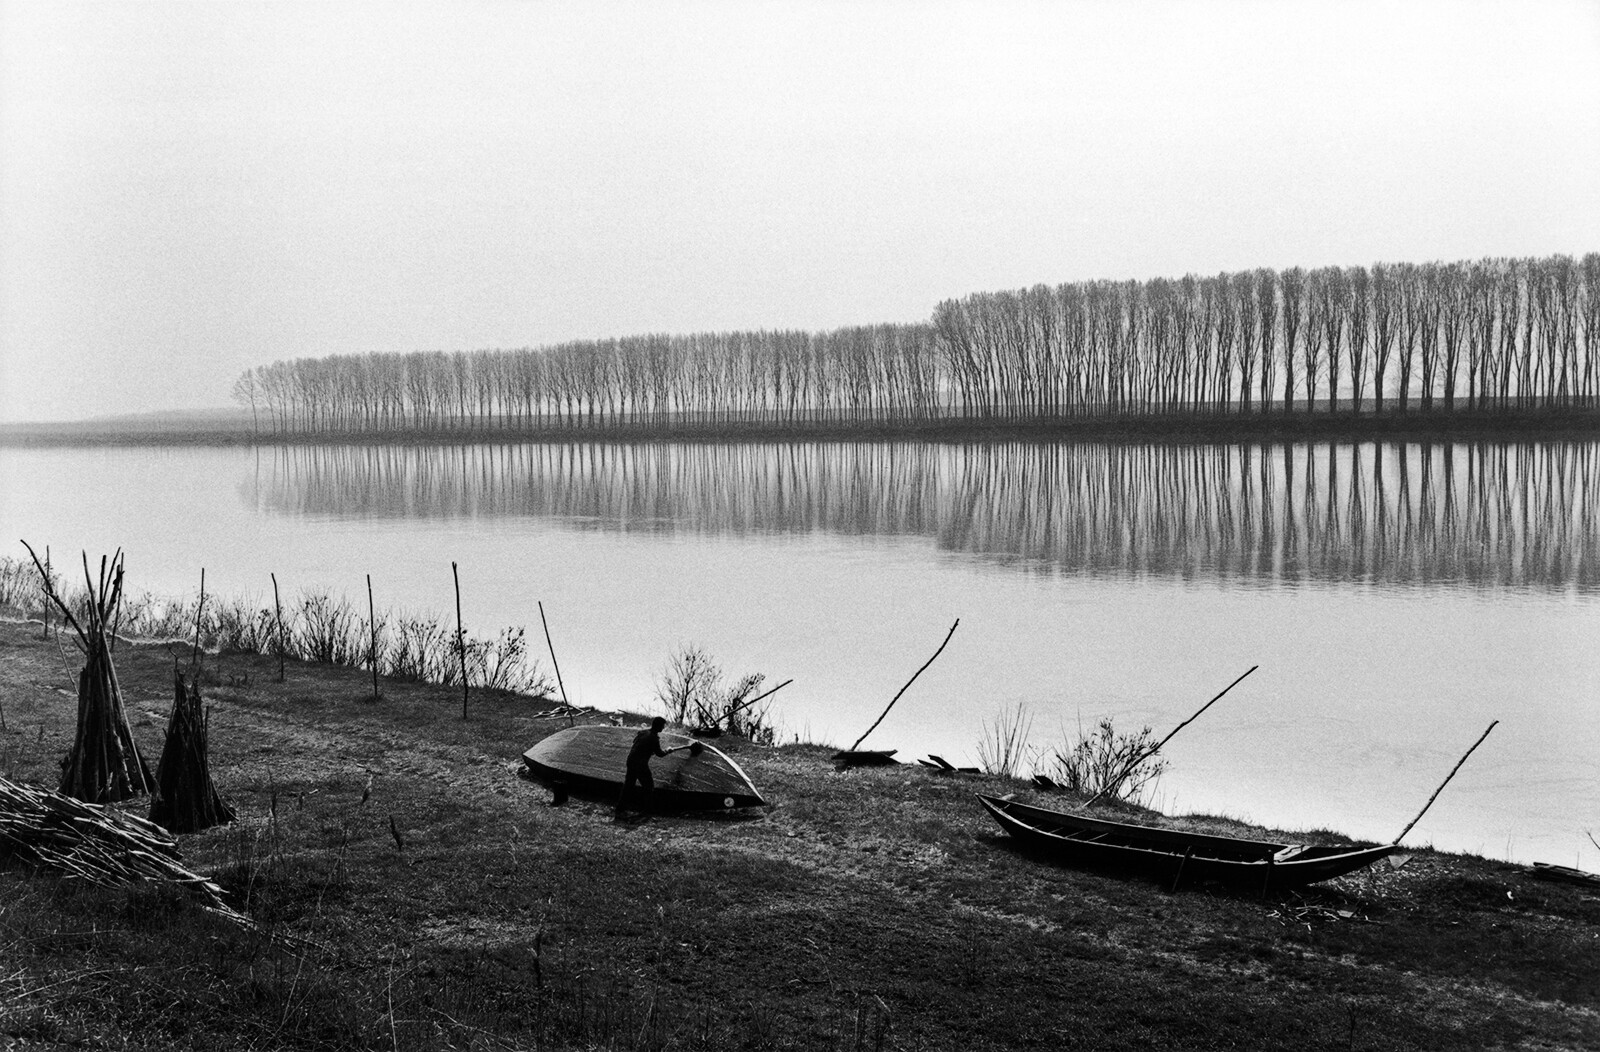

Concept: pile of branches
[[0, 775, 247, 925]]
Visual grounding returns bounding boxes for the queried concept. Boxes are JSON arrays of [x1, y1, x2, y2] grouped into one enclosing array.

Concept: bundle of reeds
[[0, 774, 245, 924], [149, 669, 236, 834], [22, 545, 153, 804]]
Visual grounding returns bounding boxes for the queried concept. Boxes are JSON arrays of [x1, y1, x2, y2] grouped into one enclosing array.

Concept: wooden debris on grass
[[0, 774, 247, 926], [534, 704, 594, 720], [22, 544, 153, 804], [831, 749, 899, 770], [919, 754, 980, 775], [149, 669, 236, 835]]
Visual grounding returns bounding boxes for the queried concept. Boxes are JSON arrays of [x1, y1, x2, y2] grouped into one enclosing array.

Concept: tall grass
[[976, 702, 1034, 779], [0, 556, 555, 699]]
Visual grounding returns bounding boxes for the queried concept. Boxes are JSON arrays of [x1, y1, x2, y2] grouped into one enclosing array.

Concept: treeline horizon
[[234, 252, 1599, 435]]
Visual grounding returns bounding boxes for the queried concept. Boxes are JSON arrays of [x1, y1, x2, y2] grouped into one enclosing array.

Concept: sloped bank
[[0, 618, 1596, 1051]]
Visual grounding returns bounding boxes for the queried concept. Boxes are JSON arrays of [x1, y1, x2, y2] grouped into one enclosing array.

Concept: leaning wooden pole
[[40, 545, 50, 640], [720, 677, 794, 727], [849, 619, 959, 752], [1392, 720, 1498, 846], [538, 601, 570, 708], [270, 572, 285, 682], [1083, 665, 1258, 808], [366, 574, 380, 703], [453, 562, 468, 718]]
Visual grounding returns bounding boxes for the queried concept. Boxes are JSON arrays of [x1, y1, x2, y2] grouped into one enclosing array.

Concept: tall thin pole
[[1083, 665, 1258, 807], [270, 573, 285, 682], [538, 601, 569, 707], [453, 562, 468, 718], [849, 619, 959, 751], [191, 568, 206, 671], [40, 545, 50, 640], [1393, 720, 1498, 846], [366, 574, 380, 703]]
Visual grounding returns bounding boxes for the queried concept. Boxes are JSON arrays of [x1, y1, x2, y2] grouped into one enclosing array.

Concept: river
[[2, 438, 1596, 868]]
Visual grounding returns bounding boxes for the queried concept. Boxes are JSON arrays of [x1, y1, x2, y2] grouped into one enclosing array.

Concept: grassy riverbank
[[2, 618, 1596, 1050]]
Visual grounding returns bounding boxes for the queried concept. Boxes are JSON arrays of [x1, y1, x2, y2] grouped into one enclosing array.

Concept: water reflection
[[249, 441, 1599, 591]]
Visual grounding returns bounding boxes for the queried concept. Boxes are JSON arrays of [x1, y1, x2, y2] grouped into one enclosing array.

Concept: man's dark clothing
[[622, 727, 668, 807]]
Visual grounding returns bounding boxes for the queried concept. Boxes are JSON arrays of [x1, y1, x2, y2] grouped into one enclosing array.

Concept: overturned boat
[[523, 725, 766, 811]]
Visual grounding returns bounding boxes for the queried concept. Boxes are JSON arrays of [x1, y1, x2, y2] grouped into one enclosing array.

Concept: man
[[616, 716, 669, 819]]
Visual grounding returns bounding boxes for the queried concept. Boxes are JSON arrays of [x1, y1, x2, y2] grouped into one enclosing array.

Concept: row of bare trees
[[233, 326, 939, 434], [236, 254, 1597, 433], [936, 254, 1597, 417]]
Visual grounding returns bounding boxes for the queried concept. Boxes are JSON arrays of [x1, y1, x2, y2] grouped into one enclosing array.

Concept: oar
[[849, 619, 959, 752], [718, 678, 793, 727], [1082, 665, 1258, 808], [1392, 720, 1498, 846]]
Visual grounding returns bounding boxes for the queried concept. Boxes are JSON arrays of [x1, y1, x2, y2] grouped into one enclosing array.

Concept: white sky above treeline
[[1, 0, 1596, 423]]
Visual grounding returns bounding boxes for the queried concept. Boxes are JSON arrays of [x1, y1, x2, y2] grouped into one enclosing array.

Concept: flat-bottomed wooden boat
[[976, 794, 1395, 891]]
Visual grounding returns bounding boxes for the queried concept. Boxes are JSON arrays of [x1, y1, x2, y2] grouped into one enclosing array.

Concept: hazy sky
[[2, 1, 1597, 423]]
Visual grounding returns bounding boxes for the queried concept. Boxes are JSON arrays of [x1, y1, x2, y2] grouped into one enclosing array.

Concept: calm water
[[3, 439, 1597, 868]]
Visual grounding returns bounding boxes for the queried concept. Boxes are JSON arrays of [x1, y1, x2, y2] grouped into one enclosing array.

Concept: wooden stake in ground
[[453, 562, 468, 718], [1082, 665, 1259, 808], [270, 572, 285, 682], [367, 574, 381, 702], [40, 545, 50, 640], [22, 542, 153, 804], [849, 619, 959, 752], [1393, 720, 1498, 846], [191, 567, 206, 671], [149, 668, 236, 834]]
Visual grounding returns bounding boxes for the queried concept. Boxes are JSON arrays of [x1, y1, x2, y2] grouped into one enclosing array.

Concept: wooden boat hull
[[523, 726, 765, 810], [976, 794, 1395, 891], [1529, 862, 1600, 889], [832, 749, 899, 769]]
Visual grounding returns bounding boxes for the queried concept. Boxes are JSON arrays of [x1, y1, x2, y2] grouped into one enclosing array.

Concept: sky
[[1, 1, 1597, 423]]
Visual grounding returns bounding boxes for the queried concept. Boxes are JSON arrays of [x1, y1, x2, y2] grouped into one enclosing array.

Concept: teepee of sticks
[[149, 668, 235, 834], [22, 543, 153, 804]]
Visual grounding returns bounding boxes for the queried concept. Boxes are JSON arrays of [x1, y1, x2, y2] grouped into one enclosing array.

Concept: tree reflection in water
[[252, 440, 1598, 592]]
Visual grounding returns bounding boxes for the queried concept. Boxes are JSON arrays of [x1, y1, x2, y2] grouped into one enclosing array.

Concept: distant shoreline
[[3, 405, 1598, 448]]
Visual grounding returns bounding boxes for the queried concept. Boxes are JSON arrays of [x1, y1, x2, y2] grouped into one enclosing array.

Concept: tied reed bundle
[[149, 669, 236, 834], [22, 543, 153, 804], [0, 774, 247, 925]]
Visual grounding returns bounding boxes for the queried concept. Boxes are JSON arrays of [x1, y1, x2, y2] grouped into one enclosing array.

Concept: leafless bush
[[296, 591, 363, 665], [467, 627, 553, 697], [654, 645, 776, 743], [1041, 717, 1167, 805], [388, 614, 454, 682]]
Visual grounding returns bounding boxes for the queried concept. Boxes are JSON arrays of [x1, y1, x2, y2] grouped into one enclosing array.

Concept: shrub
[[654, 645, 776, 743], [1041, 717, 1167, 805]]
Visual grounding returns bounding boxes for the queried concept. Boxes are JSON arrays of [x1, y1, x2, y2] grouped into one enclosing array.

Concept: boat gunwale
[[976, 794, 1396, 884]]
